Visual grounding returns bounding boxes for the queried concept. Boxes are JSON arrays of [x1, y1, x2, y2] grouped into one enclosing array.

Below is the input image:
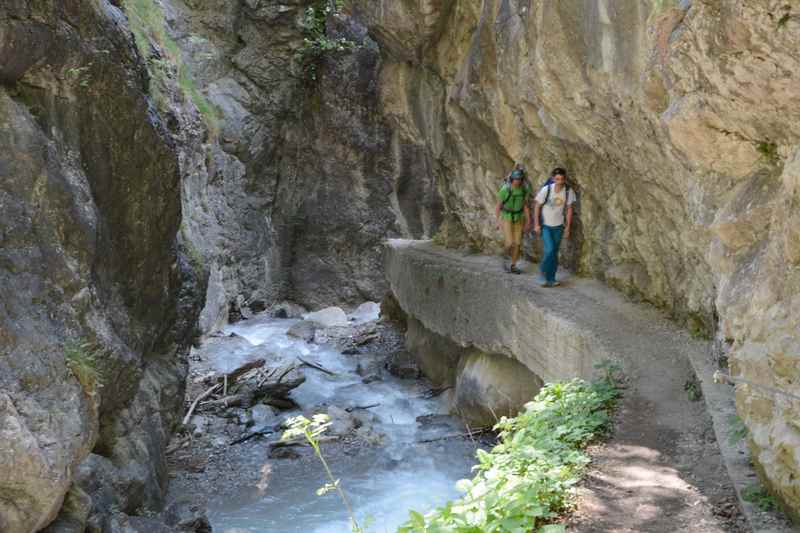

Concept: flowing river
[[199, 311, 483, 533]]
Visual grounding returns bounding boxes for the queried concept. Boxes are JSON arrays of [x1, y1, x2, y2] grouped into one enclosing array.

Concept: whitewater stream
[[202, 310, 483, 533]]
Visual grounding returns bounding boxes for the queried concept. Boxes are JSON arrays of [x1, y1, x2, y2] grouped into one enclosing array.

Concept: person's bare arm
[[523, 203, 532, 232], [533, 202, 542, 235], [564, 204, 574, 239], [495, 202, 502, 229]]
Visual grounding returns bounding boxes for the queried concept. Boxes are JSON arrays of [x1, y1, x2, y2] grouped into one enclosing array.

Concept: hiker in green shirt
[[495, 168, 532, 274]]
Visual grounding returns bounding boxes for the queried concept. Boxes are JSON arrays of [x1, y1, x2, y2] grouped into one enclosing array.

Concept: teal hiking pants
[[540, 224, 564, 283]]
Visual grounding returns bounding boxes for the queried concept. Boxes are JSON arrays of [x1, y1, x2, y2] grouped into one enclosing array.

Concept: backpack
[[500, 171, 529, 216]]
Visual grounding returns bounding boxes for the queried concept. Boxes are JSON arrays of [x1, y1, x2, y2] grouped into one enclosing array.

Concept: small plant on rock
[[727, 415, 748, 445], [742, 484, 779, 512], [756, 141, 779, 165], [64, 339, 104, 396], [297, 0, 358, 81]]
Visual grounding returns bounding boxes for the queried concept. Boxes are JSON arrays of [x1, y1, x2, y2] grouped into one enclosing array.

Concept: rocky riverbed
[[163, 303, 492, 533]]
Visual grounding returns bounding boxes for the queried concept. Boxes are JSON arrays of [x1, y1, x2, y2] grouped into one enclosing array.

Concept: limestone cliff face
[[150, 0, 443, 327], [0, 2, 200, 531], [350, 0, 800, 516]]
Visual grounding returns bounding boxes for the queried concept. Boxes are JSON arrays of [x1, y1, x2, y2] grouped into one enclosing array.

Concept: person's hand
[[564, 227, 571, 240], [534, 224, 541, 236], [524, 223, 531, 234], [496, 219, 502, 231]]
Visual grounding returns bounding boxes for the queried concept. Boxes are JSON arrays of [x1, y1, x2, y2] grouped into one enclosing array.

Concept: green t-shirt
[[497, 183, 531, 222]]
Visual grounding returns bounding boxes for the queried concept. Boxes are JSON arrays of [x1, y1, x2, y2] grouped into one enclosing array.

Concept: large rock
[[454, 352, 543, 427], [155, 0, 444, 324], [0, 2, 198, 530], [302, 307, 349, 328]]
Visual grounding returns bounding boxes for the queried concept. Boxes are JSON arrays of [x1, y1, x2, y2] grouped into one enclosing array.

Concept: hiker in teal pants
[[533, 168, 576, 287]]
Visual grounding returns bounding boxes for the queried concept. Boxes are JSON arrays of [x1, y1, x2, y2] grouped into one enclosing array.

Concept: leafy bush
[[400, 376, 620, 533], [298, 0, 358, 81], [64, 340, 104, 396]]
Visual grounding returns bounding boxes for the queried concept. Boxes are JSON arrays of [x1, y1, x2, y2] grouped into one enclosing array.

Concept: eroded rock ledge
[[386, 240, 617, 384]]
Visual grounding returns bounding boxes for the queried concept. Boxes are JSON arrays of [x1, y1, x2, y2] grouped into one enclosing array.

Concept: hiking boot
[[509, 265, 522, 274], [551, 280, 561, 287]]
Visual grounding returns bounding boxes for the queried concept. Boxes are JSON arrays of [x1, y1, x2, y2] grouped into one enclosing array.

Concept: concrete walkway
[[385, 240, 796, 533]]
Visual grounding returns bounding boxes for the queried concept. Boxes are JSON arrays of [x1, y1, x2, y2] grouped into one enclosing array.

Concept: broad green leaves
[[399, 378, 620, 533]]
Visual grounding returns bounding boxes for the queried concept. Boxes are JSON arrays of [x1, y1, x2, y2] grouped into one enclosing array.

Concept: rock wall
[[145, 0, 443, 324], [0, 2, 200, 531], [354, 0, 800, 517]]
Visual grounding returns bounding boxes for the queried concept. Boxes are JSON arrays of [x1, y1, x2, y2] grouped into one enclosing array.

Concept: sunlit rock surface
[[364, 1, 800, 514]]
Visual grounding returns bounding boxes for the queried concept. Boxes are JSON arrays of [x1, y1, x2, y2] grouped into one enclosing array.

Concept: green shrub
[[64, 340, 104, 396], [756, 141, 779, 164], [400, 376, 620, 532], [742, 484, 778, 512], [298, 0, 358, 81]]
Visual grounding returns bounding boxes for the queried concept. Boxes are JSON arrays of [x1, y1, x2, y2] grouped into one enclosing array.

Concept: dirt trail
[[561, 281, 746, 532]]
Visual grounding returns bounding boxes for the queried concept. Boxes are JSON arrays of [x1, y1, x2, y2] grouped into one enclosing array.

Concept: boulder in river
[[348, 302, 381, 324], [302, 307, 349, 327], [287, 320, 321, 342], [326, 406, 360, 436]]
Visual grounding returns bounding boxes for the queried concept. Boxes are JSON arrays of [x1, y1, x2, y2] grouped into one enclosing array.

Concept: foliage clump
[[756, 141, 779, 165], [727, 414, 748, 445], [742, 484, 779, 512], [64, 339, 104, 396], [400, 371, 621, 533], [298, 0, 358, 81]]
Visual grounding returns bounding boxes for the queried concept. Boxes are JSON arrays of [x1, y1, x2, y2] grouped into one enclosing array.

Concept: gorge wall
[[1, 0, 798, 530], [0, 2, 202, 531], [347, 0, 800, 518], [147, 0, 443, 331]]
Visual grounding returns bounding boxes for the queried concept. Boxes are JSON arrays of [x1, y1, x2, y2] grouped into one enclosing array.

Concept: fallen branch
[[422, 386, 452, 399], [275, 363, 299, 384], [229, 423, 281, 446], [165, 437, 190, 455], [201, 394, 246, 408], [183, 383, 221, 426], [297, 356, 337, 376], [355, 333, 379, 346], [714, 370, 800, 401], [345, 403, 380, 412], [203, 359, 266, 385]]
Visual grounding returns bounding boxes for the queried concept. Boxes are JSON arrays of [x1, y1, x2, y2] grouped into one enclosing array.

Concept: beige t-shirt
[[535, 185, 576, 227]]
